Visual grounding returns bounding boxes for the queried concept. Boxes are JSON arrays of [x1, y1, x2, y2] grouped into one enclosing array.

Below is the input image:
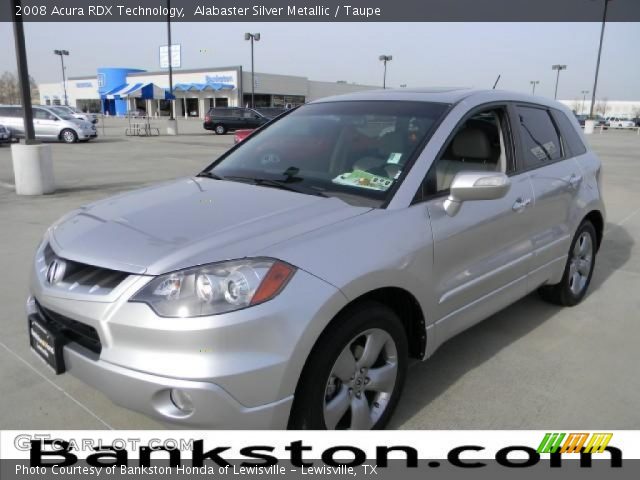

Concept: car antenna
[[493, 75, 501, 89]]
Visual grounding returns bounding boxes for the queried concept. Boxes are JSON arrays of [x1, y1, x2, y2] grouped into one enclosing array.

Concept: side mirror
[[443, 171, 510, 216]]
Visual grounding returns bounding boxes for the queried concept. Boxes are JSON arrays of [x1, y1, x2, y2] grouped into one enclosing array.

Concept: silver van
[[0, 105, 97, 143]]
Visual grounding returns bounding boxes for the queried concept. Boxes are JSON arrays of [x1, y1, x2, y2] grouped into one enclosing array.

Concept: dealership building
[[37, 66, 377, 118]]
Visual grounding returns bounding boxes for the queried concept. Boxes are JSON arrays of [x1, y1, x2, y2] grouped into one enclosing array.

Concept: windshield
[[50, 107, 75, 120], [206, 101, 449, 207]]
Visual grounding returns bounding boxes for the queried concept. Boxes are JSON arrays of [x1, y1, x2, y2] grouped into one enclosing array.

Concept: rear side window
[[212, 109, 230, 117], [516, 106, 562, 169], [0, 106, 21, 117], [552, 110, 587, 157]]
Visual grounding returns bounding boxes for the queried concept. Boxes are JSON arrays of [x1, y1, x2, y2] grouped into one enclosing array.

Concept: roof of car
[[312, 87, 567, 110]]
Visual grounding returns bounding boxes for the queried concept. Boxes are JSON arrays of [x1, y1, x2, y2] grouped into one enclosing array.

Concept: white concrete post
[[11, 143, 55, 195], [584, 120, 595, 135]]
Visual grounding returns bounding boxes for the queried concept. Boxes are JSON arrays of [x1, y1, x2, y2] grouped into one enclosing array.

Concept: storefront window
[[272, 95, 305, 107]]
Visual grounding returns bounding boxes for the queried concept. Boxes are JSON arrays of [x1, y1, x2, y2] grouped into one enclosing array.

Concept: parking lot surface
[[0, 118, 638, 429]]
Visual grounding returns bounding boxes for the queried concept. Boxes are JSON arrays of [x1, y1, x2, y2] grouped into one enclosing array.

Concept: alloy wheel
[[568, 231, 593, 296], [62, 130, 76, 143], [323, 328, 398, 429]]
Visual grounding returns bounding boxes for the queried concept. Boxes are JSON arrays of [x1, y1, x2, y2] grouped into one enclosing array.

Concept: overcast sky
[[0, 22, 638, 100]]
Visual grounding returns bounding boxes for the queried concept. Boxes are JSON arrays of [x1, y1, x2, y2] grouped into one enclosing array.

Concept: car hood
[[49, 177, 371, 275]]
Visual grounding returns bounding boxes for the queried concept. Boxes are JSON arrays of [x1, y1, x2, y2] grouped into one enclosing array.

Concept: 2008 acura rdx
[[27, 89, 604, 429]]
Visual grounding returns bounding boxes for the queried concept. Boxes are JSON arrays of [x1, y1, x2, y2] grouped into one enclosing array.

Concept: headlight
[[130, 258, 296, 318]]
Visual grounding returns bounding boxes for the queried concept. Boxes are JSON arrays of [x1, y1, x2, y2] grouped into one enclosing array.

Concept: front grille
[[39, 244, 129, 295], [36, 302, 102, 355]]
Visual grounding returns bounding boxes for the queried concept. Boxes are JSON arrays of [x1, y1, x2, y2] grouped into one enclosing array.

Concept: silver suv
[[0, 105, 97, 143], [27, 89, 604, 429]]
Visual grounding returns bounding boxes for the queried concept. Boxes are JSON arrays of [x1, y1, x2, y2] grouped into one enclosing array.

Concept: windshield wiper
[[220, 175, 328, 198], [196, 171, 225, 180]]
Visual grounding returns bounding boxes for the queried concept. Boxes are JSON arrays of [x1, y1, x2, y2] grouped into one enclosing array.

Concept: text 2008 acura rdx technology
[[27, 89, 604, 429]]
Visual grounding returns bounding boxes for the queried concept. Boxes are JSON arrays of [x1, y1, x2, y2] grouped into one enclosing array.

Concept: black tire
[[289, 301, 408, 430], [60, 129, 78, 144], [538, 220, 597, 306], [214, 124, 226, 135]]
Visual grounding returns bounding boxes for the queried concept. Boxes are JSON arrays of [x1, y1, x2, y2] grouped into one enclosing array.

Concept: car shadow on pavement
[[590, 223, 636, 291], [50, 181, 149, 196], [88, 138, 127, 144], [389, 224, 634, 428]]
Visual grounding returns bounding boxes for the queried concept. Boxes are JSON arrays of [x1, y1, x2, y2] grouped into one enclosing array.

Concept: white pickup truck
[[605, 117, 635, 128]]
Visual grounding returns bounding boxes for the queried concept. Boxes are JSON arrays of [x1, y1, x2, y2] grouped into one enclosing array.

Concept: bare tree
[[570, 99, 581, 113], [595, 97, 609, 117], [0, 71, 38, 104]]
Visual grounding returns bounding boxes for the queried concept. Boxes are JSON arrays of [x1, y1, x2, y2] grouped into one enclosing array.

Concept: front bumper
[[78, 129, 97, 140], [28, 248, 346, 428], [28, 308, 292, 428]]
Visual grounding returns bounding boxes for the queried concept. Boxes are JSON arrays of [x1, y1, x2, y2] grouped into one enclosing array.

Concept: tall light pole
[[530, 80, 540, 95], [589, 0, 612, 119], [245, 32, 260, 108], [379, 55, 392, 89], [581, 90, 590, 114], [53, 49, 69, 106], [552, 64, 567, 100], [167, 0, 174, 120], [13, 0, 35, 142]]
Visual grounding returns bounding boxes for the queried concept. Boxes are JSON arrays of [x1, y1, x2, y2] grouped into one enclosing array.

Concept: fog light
[[26, 296, 37, 316], [170, 389, 194, 414]]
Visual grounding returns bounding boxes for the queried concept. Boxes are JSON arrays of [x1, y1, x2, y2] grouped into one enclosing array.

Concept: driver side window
[[425, 107, 511, 194], [34, 109, 55, 120]]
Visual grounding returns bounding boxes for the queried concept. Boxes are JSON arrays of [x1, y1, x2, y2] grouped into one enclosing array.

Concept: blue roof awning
[[102, 83, 174, 100]]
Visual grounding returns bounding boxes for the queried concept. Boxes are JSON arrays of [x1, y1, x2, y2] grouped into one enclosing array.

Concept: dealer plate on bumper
[[29, 316, 66, 374]]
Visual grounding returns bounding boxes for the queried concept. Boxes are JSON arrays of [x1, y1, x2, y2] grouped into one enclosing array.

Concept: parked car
[[574, 114, 588, 126], [233, 129, 254, 144], [605, 117, 635, 128], [632, 117, 640, 127], [0, 123, 12, 145], [50, 105, 98, 124], [0, 105, 97, 143], [27, 89, 604, 429], [203, 107, 272, 134]]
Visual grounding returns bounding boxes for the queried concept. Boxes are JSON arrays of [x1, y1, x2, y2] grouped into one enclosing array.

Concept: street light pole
[[379, 55, 392, 89], [552, 64, 567, 100], [11, 0, 55, 196], [12, 0, 35, 142], [530, 80, 539, 95], [244, 33, 260, 108], [53, 50, 69, 106], [167, 0, 174, 120], [589, 0, 611, 119]]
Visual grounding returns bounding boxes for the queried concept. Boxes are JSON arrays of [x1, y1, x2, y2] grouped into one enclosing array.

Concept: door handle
[[512, 197, 532, 212], [568, 174, 582, 190]]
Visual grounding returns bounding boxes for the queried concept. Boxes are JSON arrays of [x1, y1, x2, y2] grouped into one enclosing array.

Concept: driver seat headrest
[[451, 127, 492, 160]]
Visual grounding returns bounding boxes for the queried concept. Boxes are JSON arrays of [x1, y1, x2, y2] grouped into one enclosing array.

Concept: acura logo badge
[[46, 259, 67, 285]]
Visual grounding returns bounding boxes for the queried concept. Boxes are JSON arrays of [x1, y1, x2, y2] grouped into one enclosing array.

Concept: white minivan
[[0, 105, 97, 143]]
